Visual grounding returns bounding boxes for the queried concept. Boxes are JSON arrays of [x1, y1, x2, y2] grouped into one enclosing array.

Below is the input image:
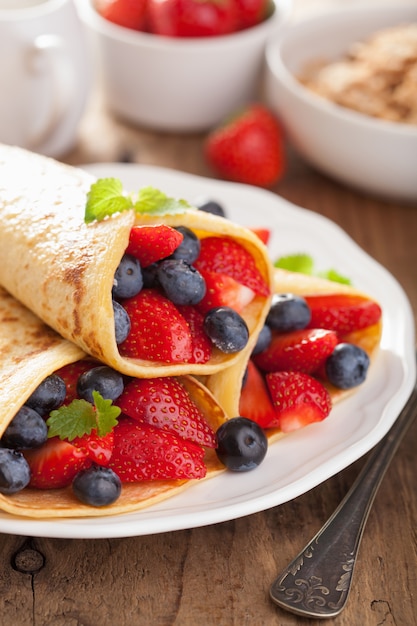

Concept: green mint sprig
[[46, 391, 121, 440], [274, 253, 351, 285], [85, 178, 192, 223]]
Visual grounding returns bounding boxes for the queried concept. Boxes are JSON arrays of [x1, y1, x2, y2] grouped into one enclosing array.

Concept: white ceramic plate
[[1, 164, 414, 539]]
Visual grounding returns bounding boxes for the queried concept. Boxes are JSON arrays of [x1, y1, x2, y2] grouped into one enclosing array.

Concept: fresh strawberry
[[266, 371, 332, 432], [116, 377, 217, 447], [24, 438, 91, 489], [108, 418, 207, 481], [54, 360, 97, 405], [126, 225, 183, 268], [148, 0, 239, 37], [94, 0, 148, 30], [305, 294, 382, 334], [250, 227, 271, 245], [194, 236, 269, 296], [239, 361, 276, 428], [235, 0, 270, 29], [205, 104, 286, 188], [119, 289, 193, 363], [196, 270, 255, 314], [72, 430, 114, 465], [253, 328, 338, 374], [177, 305, 212, 363]]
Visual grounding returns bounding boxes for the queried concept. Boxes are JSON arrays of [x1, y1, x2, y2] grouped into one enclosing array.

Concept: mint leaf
[[274, 253, 314, 275], [46, 391, 121, 440], [85, 178, 133, 223], [274, 253, 351, 285], [91, 391, 121, 436], [133, 186, 192, 216], [84, 180, 192, 223], [318, 268, 352, 285]]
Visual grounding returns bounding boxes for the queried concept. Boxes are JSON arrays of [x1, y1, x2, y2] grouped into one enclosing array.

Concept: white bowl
[[265, 3, 417, 202], [76, 0, 291, 133]]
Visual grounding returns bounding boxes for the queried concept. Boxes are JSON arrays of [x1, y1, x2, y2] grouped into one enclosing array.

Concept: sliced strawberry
[[266, 371, 332, 432], [250, 227, 271, 245], [54, 360, 97, 405], [119, 289, 193, 363], [305, 294, 382, 334], [116, 377, 217, 447], [108, 418, 207, 481], [253, 328, 338, 374], [126, 225, 183, 268], [177, 305, 212, 364], [196, 269, 255, 315], [24, 437, 91, 489], [239, 361, 276, 429], [194, 236, 269, 296], [72, 430, 114, 465]]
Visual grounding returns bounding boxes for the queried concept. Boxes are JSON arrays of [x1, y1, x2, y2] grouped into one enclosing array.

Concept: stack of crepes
[[0, 144, 382, 518]]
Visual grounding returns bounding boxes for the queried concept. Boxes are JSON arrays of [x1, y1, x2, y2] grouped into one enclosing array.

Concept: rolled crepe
[[206, 268, 382, 417], [0, 143, 382, 519], [0, 144, 273, 379], [0, 286, 227, 518], [0, 271, 381, 520]]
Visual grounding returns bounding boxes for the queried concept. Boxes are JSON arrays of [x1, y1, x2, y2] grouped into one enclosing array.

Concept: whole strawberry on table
[[204, 104, 286, 188]]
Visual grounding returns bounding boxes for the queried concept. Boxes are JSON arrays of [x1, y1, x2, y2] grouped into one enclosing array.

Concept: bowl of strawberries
[[76, 0, 291, 132]]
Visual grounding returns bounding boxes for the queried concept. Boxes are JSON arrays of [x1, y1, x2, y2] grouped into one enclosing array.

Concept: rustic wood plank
[[0, 1, 415, 624]]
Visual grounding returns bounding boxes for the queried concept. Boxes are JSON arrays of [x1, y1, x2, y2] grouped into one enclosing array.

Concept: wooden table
[[1, 2, 416, 624]]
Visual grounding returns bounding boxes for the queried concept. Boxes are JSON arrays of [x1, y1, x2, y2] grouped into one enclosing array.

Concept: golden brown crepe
[[0, 143, 273, 379], [0, 144, 382, 520], [0, 286, 85, 428], [0, 268, 382, 519], [0, 286, 227, 518], [205, 268, 382, 417], [0, 268, 382, 520]]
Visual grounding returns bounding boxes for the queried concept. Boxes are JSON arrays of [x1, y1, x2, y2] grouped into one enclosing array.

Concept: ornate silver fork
[[270, 374, 417, 619]]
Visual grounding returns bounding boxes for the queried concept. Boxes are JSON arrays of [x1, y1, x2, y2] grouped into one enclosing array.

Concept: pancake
[[0, 145, 382, 519], [0, 268, 381, 519], [0, 286, 227, 518], [205, 268, 382, 417], [0, 143, 273, 379]]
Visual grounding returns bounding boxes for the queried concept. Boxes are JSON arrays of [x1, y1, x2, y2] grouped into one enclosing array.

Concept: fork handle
[[270, 381, 417, 619]]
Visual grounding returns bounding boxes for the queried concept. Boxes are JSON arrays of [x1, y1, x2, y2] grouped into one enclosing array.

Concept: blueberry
[[266, 294, 311, 332], [25, 374, 66, 417], [113, 300, 131, 344], [204, 307, 249, 353], [194, 197, 226, 218], [77, 365, 124, 403], [157, 259, 206, 306], [169, 226, 201, 264], [325, 343, 370, 389], [216, 417, 267, 471], [72, 465, 122, 507], [0, 448, 31, 494], [251, 324, 272, 355], [112, 254, 143, 299], [142, 262, 160, 288], [1, 406, 48, 450]]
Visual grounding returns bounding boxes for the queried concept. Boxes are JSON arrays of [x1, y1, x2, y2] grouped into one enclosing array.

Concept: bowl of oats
[[264, 3, 417, 202]]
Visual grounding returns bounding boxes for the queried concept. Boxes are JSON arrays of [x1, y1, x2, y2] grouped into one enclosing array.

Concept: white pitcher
[[0, 0, 91, 157]]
